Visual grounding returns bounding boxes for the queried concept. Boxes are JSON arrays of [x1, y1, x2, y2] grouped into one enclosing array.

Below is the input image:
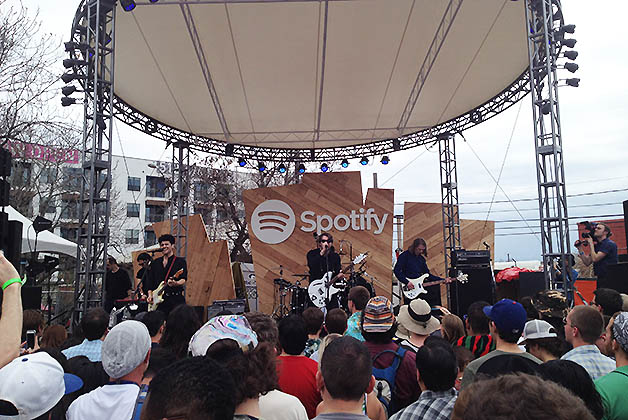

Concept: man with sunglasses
[[307, 233, 344, 310]]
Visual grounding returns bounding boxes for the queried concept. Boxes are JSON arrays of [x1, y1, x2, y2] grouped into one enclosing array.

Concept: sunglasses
[[319, 239, 332, 244]]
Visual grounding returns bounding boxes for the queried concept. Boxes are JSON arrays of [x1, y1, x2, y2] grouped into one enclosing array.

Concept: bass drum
[[351, 275, 376, 297], [290, 287, 308, 315]]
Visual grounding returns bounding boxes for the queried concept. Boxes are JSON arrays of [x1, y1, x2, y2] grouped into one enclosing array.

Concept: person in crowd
[[277, 314, 322, 418], [159, 304, 201, 359], [245, 312, 309, 420], [310, 333, 342, 363], [345, 286, 370, 341], [0, 252, 24, 370], [302, 307, 324, 357], [396, 299, 441, 352], [141, 356, 237, 420], [537, 359, 604, 420], [561, 305, 615, 380], [62, 307, 109, 362], [41, 324, 68, 349], [440, 314, 465, 346], [454, 301, 495, 358], [452, 373, 595, 420], [519, 319, 564, 362], [22, 308, 45, 345], [596, 314, 613, 356], [452, 346, 474, 391], [592, 288, 623, 317], [146, 234, 188, 316], [141, 348, 176, 387], [325, 308, 348, 335], [520, 296, 541, 320], [595, 311, 628, 420], [576, 222, 618, 284], [64, 355, 110, 409], [66, 320, 151, 420], [0, 351, 83, 419], [139, 310, 166, 349], [390, 337, 458, 420], [104, 256, 133, 313], [621, 294, 628, 312], [460, 299, 541, 389], [312, 336, 375, 420], [361, 296, 420, 414]]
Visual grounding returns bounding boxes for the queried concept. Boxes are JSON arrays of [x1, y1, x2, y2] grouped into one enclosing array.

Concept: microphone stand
[[324, 245, 331, 310]]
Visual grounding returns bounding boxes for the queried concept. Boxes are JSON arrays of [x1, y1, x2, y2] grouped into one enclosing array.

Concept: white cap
[[517, 319, 557, 345], [102, 320, 151, 378]]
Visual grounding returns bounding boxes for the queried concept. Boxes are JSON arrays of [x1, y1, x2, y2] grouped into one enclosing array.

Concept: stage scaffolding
[[439, 133, 462, 289]]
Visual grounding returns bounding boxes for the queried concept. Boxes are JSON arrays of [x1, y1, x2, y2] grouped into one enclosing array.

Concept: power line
[[459, 187, 628, 205]]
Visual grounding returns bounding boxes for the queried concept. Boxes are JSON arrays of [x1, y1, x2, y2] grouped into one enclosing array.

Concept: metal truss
[[170, 142, 190, 259], [525, 0, 573, 303], [69, 0, 116, 326]]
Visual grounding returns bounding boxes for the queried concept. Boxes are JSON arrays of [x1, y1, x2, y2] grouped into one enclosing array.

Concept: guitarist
[[306, 233, 345, 310], [146, 234, 188, 315], [394, 237, 452, 307]]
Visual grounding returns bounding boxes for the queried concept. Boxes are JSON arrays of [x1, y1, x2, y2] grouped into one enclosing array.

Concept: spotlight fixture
[[61, 97, 78, 107], [469, 110, 483, 124], [565, 78, 580, 87], [61, 72, 85, 84], [298, 164, 306, 174], [150, 0, 160, 2], [540, 101, 551, 115], [120, 0, 136, 12], [563, 51, 578, 60], [562, 38, 577, 48], [563, 62, 579, 73], [225, 143, 234, 156], [238, 158, 246, 167], [380, 156, 390, 165], [341, 159, 349, 168], [258, 161, 266, 172], [560, 24, 575, 34], [359, 157, 369, 166], [144, 120, 157, 134], [320, 163, 329, 173], [64, 41, 89, 52], [278, 164, 287, 174], [61, 85, 78, 96], [392, 139, 401, 151]]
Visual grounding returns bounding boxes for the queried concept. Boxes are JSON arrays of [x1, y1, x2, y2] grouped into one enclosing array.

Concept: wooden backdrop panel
[[244, 172, 393, 314], [152, 214, 235, 306]]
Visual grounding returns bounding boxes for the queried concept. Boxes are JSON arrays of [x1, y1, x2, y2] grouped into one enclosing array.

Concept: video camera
[[574, 221, 597, 248]]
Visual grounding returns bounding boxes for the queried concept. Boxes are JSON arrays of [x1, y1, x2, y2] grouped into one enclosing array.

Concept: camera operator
[[575, 222, 618, 282]]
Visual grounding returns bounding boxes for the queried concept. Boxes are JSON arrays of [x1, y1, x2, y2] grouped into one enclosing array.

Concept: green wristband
[[1, 278, 25, 290]]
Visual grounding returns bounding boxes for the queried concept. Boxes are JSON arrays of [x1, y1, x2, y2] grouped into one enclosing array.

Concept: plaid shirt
[[390, 389, 457, 420], [62, 339, 103, 362], [561, 344, 616, 380]]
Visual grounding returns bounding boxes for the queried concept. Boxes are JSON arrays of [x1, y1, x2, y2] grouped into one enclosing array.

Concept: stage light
[[238, 158, 246, 167], [563, 51, 578, 60], [63, 58, 87, 69], [150, 0, 160, 2], [298, 164, 306, 174], [562, 38, 577, 48], [381, 156, 390, 165], [64, 41, 89, 52], [258, 161, 266, 172], [540, 101, 551, 115], [144, 120, 157, 134], [563, 62, 579, 73], [360, 157, 369, 166], [61, 72, 85, 84], [225, 143, 234, 156], [61, 85, 77, 96], [120, 0, 136, 11], [561, 24, 575, 34], [278, 164, 287, 173], [341, 159, 349, 168], [392, 139, 401, 151], [61, 97, 78, 107], [565, 78, 580, 87], [320, 163, 329, 173]]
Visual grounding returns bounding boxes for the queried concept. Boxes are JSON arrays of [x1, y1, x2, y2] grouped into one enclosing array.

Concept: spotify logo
[[251, 200, 296, 244]]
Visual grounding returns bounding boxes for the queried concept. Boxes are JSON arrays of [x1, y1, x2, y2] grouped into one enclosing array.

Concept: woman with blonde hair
[[441, 314, 465, 345]]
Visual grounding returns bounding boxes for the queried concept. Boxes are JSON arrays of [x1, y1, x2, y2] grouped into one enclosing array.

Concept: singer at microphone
[[306, 232, 343, 309]]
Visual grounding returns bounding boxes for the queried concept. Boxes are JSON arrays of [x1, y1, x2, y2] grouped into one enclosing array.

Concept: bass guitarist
[[394, 237, 452, 307], [306, 232, 345, 310], [146, 234, 188, 315]]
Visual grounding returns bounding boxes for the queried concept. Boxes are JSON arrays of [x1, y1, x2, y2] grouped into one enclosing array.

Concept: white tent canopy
[[3, 206, 79, 257]]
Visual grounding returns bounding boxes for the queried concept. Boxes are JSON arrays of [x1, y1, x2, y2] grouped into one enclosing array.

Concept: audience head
[[519, 319, 563, 361], [143, 348, 177, 383], [452, 346, 474, 391], [278, 315, 308, 355], [537, 360, 604, 419], [160, 304, 202, 359], [245, 312, 280, 353], [397, 299, 440, 338], [141, 357, 236, 420], [452, 373, 595, 420], [520, 296, 541, 320], [140, 310, 166, 339], [189, 315, 258, 357], [416, 336, 457, 391], [565, 306, 604, 346], [302, 307, 324, 336], [22, 309, 45, 340], [621, 294, 628, 312], [441, 314, 465, 344], [484, 299, 527, 343], [592, 288, 623, 317], [318, 337, 373, 401], [65, 355, 109, 402], [81, 307, 109, 341], [102, 320, 151, 379], [610, 311, 628, 356], [40, 325, 68, 349], [361, 296, 397, 343], [325, 308, 348, 335], [348, 286, 371, 312], [317, 333, 342, 362], [465, 301, 491, 335]]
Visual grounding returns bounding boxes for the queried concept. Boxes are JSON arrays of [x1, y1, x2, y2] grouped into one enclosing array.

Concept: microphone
[[148, 248, 164, 254], [483, 242, 490, 249]]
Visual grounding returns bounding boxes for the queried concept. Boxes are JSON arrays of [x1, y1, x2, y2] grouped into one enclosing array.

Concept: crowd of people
[[2, 250, 628, 420]]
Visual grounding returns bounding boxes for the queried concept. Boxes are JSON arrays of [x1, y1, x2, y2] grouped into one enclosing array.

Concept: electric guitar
[[402, 271, 469, 300], [308, 253, 368, 308], [148, 268, 184, 311]]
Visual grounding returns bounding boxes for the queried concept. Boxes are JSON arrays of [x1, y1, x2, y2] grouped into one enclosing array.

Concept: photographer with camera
[[575, 222, 618, 282]]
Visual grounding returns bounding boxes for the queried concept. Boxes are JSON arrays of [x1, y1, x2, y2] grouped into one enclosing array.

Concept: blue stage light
[[298, 164, 306, 174], [278, 164, 287, 173], [360, 157, 369, 165], [320, 163, 329, 173], [341, 159, 349, 168], [381, 156, 390, 165], [120, 0, 136, 12], [258, 162, 266, 172]]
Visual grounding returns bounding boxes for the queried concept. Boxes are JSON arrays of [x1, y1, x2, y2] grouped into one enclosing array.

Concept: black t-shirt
[[105, 269, 132, 301], [306, 248, 341, 282], [145, 255, 188, 294], [593, 238, 618, 278]]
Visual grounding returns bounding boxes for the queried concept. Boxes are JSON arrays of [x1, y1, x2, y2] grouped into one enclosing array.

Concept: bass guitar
[[308, 253, 368, 308], [402, 271, 468, 300], [148, 268, 184, 311]]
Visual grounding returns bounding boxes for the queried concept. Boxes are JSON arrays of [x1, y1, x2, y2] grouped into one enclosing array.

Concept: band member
[[394, 237, 452, 307], [135, 252, 152, 297], [104, 256, 133, 313], [306, 232, 344, 309], [146, 234, 188, 315]]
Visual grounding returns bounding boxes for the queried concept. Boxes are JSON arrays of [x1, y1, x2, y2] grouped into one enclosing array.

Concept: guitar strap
[[164, 256, 177, 283]]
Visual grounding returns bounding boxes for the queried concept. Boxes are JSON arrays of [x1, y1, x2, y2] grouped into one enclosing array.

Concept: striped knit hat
[[362, 296, 395, 333]]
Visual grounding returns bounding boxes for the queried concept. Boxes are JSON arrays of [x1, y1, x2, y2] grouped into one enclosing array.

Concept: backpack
[[371, 346, 407, 415]]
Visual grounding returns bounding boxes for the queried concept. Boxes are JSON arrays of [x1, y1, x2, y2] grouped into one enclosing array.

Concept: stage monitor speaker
[[518, 272, 547, 299], [22, 286, 42, 310], [207, 299, 246, 319], [597, 264, 628, 294], [450, 268, 494, 317]]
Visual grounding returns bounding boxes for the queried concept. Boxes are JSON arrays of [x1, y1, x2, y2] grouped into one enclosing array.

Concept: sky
[[14, 0, 628, 262]]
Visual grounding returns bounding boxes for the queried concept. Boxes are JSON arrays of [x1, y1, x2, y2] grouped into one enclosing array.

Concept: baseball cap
[[612, 312, 628, 352], [189, 315, 258, 357], [483, 299, 527, 335], [518, 319, 558, 345], [362, 296, 394, 333], [0, 352, 83, 419], [102, 320, 151, 379]]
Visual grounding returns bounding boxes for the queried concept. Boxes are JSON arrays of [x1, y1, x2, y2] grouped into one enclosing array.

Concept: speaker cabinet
[[598, 264, 628, 294], [450, 268, 495, 317], [207, 299, 246, 319], [518, 272, 548, 299]]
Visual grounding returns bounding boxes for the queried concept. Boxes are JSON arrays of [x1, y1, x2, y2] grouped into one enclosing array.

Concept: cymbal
[[292, 273, 310, 277]]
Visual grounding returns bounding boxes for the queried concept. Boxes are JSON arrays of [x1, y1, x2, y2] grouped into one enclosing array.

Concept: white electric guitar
[[402, 271, 469, 300], [308, 253, 368, 308]]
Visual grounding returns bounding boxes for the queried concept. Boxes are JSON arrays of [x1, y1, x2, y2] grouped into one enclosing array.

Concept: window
[[40, 168, 57, 185], [11, 161, 31, 187], [62, 168, 83, 191], [146, 176, 165, 198], [128, 176, 141, 192], [125, 229, 139, 244], [61, 198, 79, 219], [216, 207, 229, 222], [145, 204, 165, 223], [127, 203, 140, 218], [144, 230, 157, 247], [60, 227, 78, 242], [194, 181, 211, 202]]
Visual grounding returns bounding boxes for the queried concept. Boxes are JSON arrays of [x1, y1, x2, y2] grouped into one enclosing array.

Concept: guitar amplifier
[[207, 299, 247, 318], [452, 249, 491, 269]]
